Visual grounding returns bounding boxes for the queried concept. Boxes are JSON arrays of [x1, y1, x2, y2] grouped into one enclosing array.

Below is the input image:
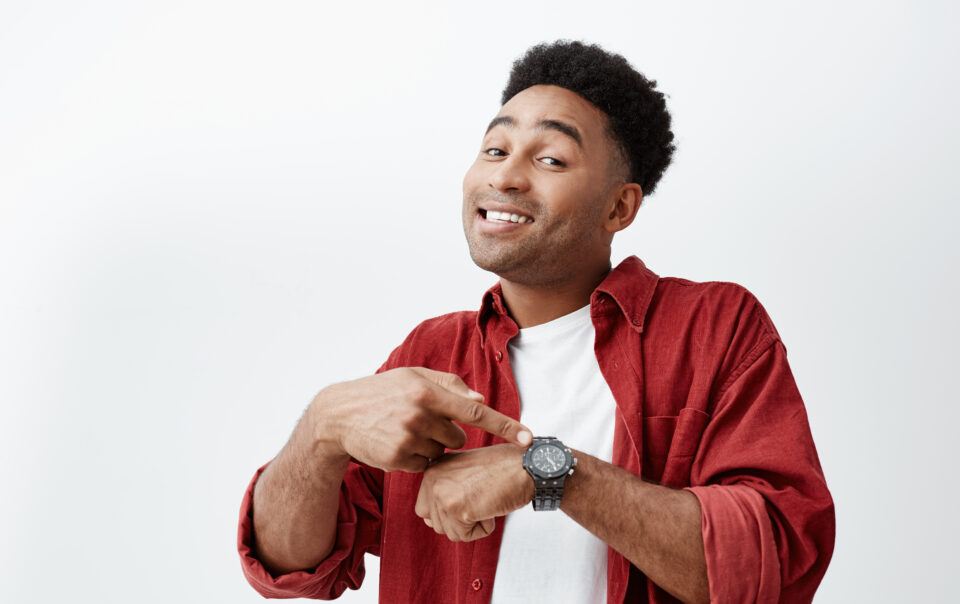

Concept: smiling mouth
[[479, 209, 534, 224]]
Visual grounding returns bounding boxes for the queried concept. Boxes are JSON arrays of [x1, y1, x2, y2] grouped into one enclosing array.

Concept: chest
[[507, 328, 617, 464], [462, 317, 712, 488]]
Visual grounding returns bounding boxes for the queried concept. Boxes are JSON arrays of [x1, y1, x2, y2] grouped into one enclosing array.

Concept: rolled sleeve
[[686, 484, 781, 603], [237, 461, 384, 599], [686, 341, 835, 603]]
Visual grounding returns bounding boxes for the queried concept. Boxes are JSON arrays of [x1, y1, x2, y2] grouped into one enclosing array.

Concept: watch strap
[[532, 481, 564, 511]]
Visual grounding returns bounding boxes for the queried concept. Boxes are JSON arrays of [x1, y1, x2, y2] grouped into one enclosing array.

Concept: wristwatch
[[522, 436, 577, 511]]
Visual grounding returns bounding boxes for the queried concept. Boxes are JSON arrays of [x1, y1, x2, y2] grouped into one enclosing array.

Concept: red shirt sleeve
[[685, 340, 835, 603], [236, 345, 416, 599], [237, 460, 384, 599]]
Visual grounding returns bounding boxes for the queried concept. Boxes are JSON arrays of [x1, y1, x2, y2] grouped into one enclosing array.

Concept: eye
[[483, 148, 506, 157], [539, 156, 565, 167]]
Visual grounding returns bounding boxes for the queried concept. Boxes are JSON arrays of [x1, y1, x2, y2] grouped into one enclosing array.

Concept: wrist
[[512, 446, 536, 504], [306, 386, 350, 463]]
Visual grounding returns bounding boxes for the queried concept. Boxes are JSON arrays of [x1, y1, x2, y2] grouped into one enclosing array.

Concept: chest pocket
[[642, 407, 710, 487]]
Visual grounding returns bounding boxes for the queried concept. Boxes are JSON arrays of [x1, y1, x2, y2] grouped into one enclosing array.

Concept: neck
[[499, 259, 612, 328]]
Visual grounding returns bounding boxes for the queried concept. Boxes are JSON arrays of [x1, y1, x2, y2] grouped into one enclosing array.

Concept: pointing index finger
[[432, 386, 532, 447]]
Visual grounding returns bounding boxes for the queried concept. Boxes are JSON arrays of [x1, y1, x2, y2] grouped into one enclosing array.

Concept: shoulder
[[403, 310, 478, 343], [378, 310, 479, 372], [651, 276, 782, 343], [645, 276, 785, 393], [656, 275, 760, 306]]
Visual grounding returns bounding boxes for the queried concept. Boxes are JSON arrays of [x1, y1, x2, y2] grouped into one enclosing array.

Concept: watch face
[[531, 444, 568, 477]]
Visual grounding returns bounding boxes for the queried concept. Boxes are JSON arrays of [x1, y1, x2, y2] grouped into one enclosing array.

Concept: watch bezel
[[523, 439, 574, 479]]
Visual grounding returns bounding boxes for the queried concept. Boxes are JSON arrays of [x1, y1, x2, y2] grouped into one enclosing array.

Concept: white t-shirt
[[490, 304, 617, 604]]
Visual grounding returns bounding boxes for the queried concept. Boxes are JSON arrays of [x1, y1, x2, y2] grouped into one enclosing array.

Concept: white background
[[1, 1, 957, 602]]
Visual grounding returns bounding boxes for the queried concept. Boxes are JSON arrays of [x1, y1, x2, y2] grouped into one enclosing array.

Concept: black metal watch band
[[532, 483, 564, 511]]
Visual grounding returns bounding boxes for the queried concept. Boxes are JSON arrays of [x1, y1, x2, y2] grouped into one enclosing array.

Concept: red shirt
[[237, 256, 835, 602]]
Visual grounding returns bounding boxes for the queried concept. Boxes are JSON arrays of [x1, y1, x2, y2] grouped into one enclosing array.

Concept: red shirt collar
[[475, 255, 660, 345]]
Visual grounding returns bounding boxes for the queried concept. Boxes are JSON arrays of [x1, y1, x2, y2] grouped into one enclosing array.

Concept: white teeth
[[484, 209, 531, 223]]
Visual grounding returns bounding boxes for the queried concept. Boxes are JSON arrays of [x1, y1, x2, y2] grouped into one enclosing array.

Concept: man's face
[[462, 84, 624, 287]]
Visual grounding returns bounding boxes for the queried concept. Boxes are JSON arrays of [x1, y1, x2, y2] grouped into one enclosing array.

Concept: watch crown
[[568, 468, 575, 476], [573, 458, 578, 466]]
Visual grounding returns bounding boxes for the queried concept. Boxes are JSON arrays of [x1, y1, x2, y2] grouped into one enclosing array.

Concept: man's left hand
[[415, 444, 534, 542]]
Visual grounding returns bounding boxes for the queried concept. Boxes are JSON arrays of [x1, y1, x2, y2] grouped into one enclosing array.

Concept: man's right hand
[[310, 367, 532, 473]]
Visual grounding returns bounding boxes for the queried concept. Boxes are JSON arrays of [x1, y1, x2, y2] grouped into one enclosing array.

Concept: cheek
[[541, 185, 581, 220], [542, 187, 605, 234], [462, 161, 485, 195]]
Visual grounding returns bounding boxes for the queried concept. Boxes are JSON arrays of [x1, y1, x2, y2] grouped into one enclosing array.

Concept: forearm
[[560, 450, 709, 604], [251, 391, 350, 576]]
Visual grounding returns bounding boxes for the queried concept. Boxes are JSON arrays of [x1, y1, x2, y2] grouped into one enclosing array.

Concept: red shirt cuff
[[236, 463, 369, 599], [685, 484, 781, 604]]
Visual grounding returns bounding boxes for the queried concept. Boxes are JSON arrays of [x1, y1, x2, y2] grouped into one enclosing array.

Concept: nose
[[488, 155, 531, 194]]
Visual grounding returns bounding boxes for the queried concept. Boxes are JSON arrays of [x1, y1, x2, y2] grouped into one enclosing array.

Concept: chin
[[468, 246, 563, 287], [468, 244, 520, 278], [467, 245, 509, 276]]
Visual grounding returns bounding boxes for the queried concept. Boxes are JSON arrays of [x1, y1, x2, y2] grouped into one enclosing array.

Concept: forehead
[[492, 84, 611, 142]]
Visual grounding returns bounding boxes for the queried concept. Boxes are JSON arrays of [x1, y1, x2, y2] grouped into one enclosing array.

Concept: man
[[237, 40, 835, 603]]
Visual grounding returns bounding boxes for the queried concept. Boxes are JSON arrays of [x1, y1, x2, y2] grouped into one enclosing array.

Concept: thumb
[[470, 518, 496, 541]]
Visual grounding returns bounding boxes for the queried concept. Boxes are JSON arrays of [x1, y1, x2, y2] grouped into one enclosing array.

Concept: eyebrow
[[485, 115, 583, 147]]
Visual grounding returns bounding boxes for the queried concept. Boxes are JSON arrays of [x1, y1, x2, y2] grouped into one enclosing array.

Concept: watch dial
[[532, 444, 566, 474]]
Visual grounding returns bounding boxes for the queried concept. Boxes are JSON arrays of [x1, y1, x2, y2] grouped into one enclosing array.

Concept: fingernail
[[468, 389, 484, 401], [517, 430, 532, 446]]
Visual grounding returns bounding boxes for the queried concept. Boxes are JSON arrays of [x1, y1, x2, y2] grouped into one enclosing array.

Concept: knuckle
[[434, 372, 454, 389], [432, 484, 452, 507], [406, 381, 432, 403], [463, 402, 485, 424], [398, 431, 421, 452], [391, 367, 415, 382], [400, 409, 427, 433], [386, 454, 405, 472]]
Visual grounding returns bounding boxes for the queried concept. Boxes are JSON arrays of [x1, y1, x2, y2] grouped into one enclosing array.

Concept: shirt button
[[471, 578, 483, 591], [632, 318, 641, 326], [494, 351, 503, 362]]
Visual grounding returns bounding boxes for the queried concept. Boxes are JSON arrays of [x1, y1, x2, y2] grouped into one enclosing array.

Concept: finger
[[414, 485, 429, 519], [431, 495, 451, 539], [397, 454, 430, 474], [427, 384, 533, 447], [408, 439, 447, 462], [468, 518, 495, 541], [426, 417, 468, 450], [408, 367, 485, 402]]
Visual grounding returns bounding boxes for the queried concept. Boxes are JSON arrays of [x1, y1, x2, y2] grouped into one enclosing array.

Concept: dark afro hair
[[501, 40, 676, 196]]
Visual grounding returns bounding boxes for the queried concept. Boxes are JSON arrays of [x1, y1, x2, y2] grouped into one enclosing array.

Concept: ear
[[602, 183, 643, 233]]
